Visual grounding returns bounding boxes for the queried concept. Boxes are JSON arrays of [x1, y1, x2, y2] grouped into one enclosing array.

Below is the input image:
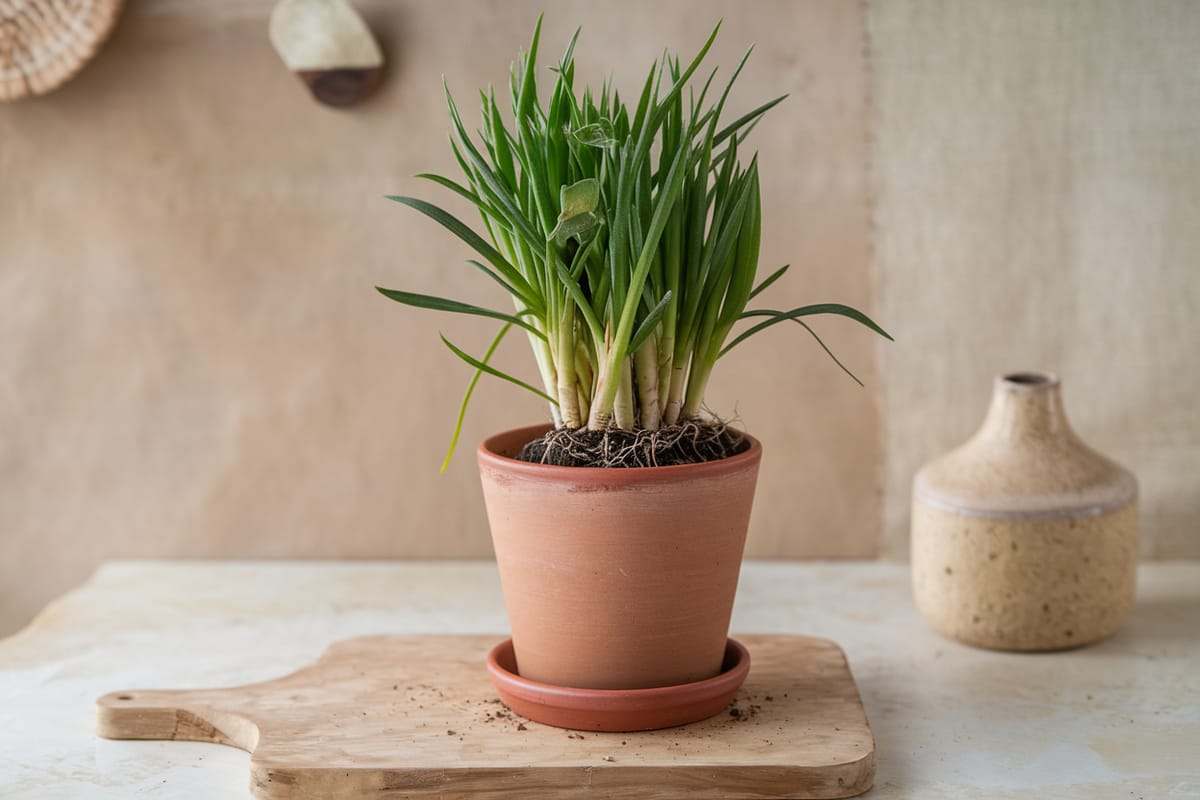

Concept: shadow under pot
[[476, 424, 761, 729], [911, 372, 1138, 651]]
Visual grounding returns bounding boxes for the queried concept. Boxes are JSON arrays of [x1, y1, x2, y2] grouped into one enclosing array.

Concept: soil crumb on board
[[728, 692, 769, 722]]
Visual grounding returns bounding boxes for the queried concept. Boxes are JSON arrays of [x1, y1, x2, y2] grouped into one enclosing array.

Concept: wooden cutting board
[[97, 634, 875, 799]]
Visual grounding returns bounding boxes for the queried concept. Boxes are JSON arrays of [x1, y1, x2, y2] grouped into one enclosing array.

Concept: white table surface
[[0, 560, 1197, 799]]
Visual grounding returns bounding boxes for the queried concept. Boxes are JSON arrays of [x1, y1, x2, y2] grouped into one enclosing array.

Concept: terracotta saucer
[[486, 638, 751, 732]]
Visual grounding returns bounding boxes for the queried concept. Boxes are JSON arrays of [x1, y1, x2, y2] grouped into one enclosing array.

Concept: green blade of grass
[[440, 323, 513, 473], [385, 195, 531, 291], [439, 331, 558, 405], [465, 259, 541, 312], [628, 290, 673, 354], [712, 94, 788, 146], [748, 263, 790, 301], [376, 287, 546, 340], [721, 304, 894, 356]]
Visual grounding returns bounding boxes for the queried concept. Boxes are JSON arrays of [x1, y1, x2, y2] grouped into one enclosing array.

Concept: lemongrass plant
[[379, 18, 891, 468]]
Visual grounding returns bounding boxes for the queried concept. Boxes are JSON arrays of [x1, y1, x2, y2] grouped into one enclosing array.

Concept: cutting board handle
[[97, 689, 259, 751]]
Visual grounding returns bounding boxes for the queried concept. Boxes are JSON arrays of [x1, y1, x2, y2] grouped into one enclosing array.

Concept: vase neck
[[977, 372, 1072, 444]]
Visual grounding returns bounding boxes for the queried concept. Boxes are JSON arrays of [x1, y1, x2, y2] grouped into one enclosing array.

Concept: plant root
[[516, 420, 750, 468]]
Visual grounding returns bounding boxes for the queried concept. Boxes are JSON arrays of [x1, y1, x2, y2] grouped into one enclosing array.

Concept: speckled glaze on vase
[[912, 373, 1138, 651], [478, 424, 761, 690]]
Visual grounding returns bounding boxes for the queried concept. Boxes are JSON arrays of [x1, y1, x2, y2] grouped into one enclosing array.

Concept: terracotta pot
[[912, 372, 1138, 651], [478, 424, 762, 690]]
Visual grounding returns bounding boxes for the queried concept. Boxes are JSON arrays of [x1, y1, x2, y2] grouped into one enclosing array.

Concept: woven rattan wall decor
[[1, 0, 124, 101]]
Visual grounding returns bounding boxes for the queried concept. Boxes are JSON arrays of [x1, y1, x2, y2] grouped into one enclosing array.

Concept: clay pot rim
[[487, 638, 750, 729], [478, 423, 762, 483]]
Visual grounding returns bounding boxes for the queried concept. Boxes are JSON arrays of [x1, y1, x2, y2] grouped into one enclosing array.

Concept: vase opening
[[1002, 372, 1056, 387], [983, 372, 1067, 439]]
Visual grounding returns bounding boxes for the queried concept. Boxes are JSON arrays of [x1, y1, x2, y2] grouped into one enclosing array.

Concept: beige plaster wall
[[0, 1, 880, 633], [6, 0, 1196, 637], [870, 0, 1200, 558]]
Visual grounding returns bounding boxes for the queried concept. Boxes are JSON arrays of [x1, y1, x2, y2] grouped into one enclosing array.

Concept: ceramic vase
[[911, 372, 1138, 650]]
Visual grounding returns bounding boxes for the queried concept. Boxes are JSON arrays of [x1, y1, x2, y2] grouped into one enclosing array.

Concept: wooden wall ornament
[[269, 0, 384, 108], [0, 0, 124, 101]]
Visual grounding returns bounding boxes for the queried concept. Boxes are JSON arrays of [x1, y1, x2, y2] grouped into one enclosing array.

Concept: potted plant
[[378, 18, 890, 728]]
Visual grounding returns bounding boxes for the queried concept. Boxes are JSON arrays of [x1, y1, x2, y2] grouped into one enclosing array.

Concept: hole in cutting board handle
[[116, 694, 133, 700]]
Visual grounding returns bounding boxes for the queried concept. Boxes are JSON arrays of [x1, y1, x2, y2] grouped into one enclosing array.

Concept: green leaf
[[790, 319, 864, 386], [722, 316, 863, 386], [553, 260, 605, 345], [715, 165, 761, 332], [464, 259, 541, 312], [644, 21, 722, 148], [721, 304, 893, 356], [386, 195, 520, 280], [569, 119, 618, 148], [440, 323, 513, 473], [560, 26, 582, 72], [485, 89, 517, 189], [548, 178, 602, 244], [388, 193, 540, 308], [516, 14, 543, 120], [440, 332, 558, 405], [712, 94, 788, 147], [628, 290, 673, 354], [560, 177, 600, 216], [414, 172, 490, 209], [549, 212, 602, 245], [443, 83, 546, 248], [748, 264, 790, 301], [615, 138, 690, 351], [376, 287, 546, 340]]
